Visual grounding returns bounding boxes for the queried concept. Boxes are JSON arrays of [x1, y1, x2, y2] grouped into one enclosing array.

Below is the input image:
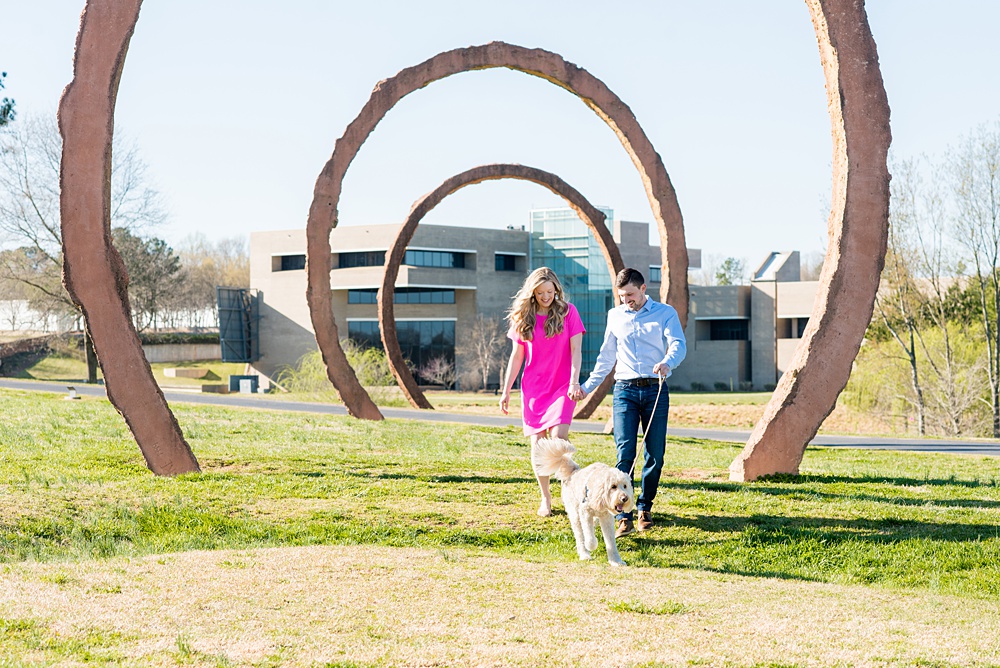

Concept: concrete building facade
[[249, 214, 815, 392]]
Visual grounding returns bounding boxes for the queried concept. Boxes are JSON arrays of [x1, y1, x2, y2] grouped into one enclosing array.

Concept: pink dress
[[509, 303, 586, 435]]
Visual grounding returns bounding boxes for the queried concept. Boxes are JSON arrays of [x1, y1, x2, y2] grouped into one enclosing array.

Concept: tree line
[[0, 115, 248, 336], [846, 119, 1000, 438]]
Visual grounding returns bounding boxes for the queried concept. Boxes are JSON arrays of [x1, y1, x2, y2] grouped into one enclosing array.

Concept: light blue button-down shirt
[[580, 296, 687, 395]]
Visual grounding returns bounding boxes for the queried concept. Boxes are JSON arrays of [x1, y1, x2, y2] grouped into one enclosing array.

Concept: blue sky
[[2, 1, 999, 268]]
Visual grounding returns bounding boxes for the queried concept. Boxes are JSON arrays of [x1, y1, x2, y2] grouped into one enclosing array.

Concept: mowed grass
[[5, 387, 1000, 665], [3, 387, 1000, 597]]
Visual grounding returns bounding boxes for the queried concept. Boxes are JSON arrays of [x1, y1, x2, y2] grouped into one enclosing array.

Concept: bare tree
[[169, 233, 249, 327], [419, 356, 456, 389], [0, 114, 167, 380], [456, 314, 507, 390], [949, 120, 1000, 436], [799, 250, 825, 281], [874, 159, 928, 434]]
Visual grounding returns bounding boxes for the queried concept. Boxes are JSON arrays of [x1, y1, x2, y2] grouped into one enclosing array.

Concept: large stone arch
[[378, 164, 623, 416], [306, 41, 690, 420], [729, 0, 892, 480], [58, 0, 200, 475]]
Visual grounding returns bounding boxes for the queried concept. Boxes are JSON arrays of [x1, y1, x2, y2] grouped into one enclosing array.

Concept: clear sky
[[2, 1, 999, 269]]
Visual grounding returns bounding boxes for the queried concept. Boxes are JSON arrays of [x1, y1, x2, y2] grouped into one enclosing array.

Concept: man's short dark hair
[[615, 268, 645, 289]]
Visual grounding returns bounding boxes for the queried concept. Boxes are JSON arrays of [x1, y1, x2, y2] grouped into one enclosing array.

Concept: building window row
[[404, 249, 465, 269], [347, 288, 456, 304], [336, 249, 467, 270], [339, 251, 386, 268]]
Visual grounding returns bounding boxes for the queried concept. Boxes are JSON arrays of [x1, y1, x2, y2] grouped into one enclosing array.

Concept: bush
[[739, 381, 753, 392], [274, 349, 334, 394], [764, 383, 776, 392], [690, 382, 707, 392], [274, 342, 402, 406], [713, 381, 730, 392]]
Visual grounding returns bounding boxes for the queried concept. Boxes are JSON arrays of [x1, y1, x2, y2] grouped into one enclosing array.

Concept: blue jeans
[[613, 380, 670, 519]]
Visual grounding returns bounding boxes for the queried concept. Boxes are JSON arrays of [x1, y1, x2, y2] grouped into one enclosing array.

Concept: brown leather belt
[[620, 377, 660, 387]]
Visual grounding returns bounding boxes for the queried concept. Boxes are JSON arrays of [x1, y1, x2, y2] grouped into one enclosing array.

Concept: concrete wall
[[750, 280, 778, 390], [142, 343, 221, 363]]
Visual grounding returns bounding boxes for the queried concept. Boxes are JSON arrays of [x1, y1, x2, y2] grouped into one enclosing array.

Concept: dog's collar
[[581, 485, 589, 505]]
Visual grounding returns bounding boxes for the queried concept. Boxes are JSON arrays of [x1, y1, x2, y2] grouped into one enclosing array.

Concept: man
[[570, 268, 686, 537]]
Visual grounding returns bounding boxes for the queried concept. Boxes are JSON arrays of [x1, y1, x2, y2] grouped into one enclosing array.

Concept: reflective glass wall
[[529, 207, 616, 380]]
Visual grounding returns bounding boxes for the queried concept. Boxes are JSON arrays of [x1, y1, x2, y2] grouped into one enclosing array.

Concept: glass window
[[339, 251, 386, 268], [347, 289, 378, 304], [277, 254, 306, 271], [797, 318, 809, 338], [347, 321, 381, 349], [648, 265, 662, 282], [347, 320, 456, 383], [495, 254, 517, 271], [709, 319, 749, 341]]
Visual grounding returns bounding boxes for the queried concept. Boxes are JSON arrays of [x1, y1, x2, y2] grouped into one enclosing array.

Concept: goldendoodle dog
[[531, 437, 635, 566]]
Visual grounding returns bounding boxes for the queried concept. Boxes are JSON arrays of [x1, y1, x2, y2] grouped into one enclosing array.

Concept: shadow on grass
[[661, 475, 1000, 509], [339, 469, 535, 485]]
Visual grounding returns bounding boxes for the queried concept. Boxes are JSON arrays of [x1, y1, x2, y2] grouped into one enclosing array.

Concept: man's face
[[618, 283, 647, 311]]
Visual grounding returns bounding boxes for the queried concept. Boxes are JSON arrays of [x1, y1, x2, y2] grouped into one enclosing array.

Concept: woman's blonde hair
[[507, 267, 569, 341]]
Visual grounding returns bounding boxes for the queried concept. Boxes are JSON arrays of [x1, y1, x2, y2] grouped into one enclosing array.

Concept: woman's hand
[[499, 391, 511, 415], [567, 383, 584, 401]]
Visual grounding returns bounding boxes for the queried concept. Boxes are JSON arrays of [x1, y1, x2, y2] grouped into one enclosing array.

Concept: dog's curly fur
[[532, 437, 635, 566]]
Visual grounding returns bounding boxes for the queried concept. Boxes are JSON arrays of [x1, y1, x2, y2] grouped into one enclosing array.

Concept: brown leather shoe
[[636, 510, 654, 532], [615, 516, 634, 538]]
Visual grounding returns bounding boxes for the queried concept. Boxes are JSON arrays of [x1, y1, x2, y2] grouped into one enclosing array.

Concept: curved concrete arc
[[729, 0, 892, 481], [58, 0, 200, 475], [378, 164, 623, 414], [306, 42, 689, 419]]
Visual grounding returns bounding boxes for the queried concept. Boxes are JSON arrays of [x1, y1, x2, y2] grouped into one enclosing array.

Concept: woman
[[499, 267, 585, 517]]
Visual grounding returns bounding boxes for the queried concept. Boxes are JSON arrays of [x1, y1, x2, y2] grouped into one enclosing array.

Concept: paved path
[[3, 378, 999, 456]]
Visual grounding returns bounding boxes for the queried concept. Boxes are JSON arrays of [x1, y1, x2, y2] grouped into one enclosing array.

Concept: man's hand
[[568, 384, 585, 401], [652, 362, 670, 377]]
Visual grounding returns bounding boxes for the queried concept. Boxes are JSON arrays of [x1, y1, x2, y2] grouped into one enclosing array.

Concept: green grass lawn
[[4, 387, 1000, 665], [2, 387, 999, 595]]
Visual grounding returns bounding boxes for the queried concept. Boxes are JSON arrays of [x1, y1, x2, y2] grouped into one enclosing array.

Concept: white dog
[[532, 437, 635, 566]]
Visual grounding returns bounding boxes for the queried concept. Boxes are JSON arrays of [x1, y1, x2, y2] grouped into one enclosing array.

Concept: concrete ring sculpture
[[729, 0, 891, 481], [306, 41, 690, 421], [58, 0, 200, 475], [379, 163, 623, 416]]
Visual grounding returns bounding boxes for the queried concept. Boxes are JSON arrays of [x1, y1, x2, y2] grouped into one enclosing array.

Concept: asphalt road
[[3, 378, 1000, 456]]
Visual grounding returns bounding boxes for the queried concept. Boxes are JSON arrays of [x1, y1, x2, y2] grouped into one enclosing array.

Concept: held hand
[[652, 362, 670, 377], [567, 384, 585, 401]]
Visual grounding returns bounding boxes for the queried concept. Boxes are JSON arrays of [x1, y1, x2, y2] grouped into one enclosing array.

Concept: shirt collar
[[623, 296, 655, 314]]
